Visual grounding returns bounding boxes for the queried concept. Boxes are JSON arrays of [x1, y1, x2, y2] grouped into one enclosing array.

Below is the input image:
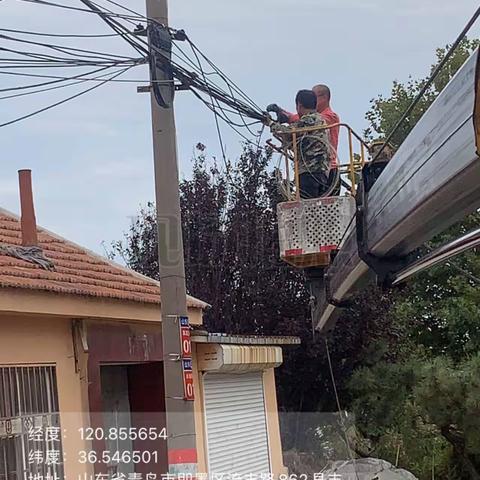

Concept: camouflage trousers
[[299, 171, 329, 199]]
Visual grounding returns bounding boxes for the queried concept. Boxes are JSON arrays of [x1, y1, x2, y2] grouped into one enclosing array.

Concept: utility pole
[[146, 0, 197, 476]]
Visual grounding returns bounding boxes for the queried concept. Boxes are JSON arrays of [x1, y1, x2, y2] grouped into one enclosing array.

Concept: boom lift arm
[[317, 48, 480, 332]]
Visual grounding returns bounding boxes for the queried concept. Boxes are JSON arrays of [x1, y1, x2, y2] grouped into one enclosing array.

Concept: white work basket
[[277, 196, 356, 268]]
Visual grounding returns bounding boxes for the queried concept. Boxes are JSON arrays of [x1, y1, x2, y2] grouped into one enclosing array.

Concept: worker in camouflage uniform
[[269, 90, 331, 199]]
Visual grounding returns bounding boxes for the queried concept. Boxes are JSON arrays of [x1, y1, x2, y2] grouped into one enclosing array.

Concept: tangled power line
[[1, 0, 267, 158]]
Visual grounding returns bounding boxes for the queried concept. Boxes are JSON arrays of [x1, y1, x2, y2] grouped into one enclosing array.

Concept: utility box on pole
[[146, 0, 197, 475]]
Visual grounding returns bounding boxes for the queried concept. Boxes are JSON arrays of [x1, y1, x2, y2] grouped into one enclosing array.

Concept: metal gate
[[0, 366, 64, 480], [203, 372, 271, 477]]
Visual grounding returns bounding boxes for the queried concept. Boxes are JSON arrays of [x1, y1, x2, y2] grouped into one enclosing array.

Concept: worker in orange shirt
[[267, 84, 340, 193]]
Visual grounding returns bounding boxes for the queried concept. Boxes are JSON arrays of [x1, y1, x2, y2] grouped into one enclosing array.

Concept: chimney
[[18, 169, 38, 247]]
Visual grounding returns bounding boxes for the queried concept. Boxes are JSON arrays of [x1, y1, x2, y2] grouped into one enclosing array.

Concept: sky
[[1, 0, 480, 256]]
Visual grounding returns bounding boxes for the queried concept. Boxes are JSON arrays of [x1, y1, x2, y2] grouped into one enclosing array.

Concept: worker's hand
[[262, 114, 273, 127], [266, 103, 281, 113], [269, 121, 282, 133]]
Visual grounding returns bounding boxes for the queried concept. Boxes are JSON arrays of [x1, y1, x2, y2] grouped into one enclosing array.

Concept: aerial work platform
[[271, 123, 367, 269]]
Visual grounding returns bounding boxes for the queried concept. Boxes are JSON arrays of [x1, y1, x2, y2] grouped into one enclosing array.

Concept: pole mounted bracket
[[148, 23, 174, 108], [355, 180, 406, 287], [172, 29, 188, 41], [167, 353, 181, 362]]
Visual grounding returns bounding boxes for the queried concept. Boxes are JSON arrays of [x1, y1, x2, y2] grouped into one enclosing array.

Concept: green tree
[[348, 38, 480, 479], [365, 38, 480, 146]]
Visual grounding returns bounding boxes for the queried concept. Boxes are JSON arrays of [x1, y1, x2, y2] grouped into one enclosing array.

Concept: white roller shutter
[[203, 372, 271, 477]]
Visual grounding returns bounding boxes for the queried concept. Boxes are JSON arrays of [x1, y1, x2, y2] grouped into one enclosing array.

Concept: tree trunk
[[440, 425, 480, 480]]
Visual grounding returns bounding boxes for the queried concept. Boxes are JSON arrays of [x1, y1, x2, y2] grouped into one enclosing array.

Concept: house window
[[0, 366, 64, 480]]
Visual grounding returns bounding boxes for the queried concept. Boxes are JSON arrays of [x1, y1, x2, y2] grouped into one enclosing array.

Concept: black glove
[[277, 110, 289, 124], [266, 103, 280, 113]]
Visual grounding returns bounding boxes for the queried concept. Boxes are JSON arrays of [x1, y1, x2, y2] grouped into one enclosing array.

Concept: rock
[[322, 458, 418, 480]]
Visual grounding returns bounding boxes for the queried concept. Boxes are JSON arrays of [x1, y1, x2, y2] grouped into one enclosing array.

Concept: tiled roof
[[0, 209, 207, 309]]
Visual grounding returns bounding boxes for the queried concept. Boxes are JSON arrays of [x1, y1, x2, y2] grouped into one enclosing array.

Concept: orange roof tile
[[0, 209, 207, 309]]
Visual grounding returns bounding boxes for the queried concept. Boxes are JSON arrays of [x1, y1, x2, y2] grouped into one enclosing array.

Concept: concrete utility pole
[[146, 0, 197, 475]]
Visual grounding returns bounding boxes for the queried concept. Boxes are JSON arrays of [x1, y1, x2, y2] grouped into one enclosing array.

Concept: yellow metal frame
[[273, 123, 369, 200]]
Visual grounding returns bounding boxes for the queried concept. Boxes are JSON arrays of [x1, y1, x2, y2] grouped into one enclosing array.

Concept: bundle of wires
[[1, 0, 268, 144], [0, 18, 147, 127]]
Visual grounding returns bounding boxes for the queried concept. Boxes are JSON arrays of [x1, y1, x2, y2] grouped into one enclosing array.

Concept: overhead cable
[[0, 65, 132, 128], [374, 4, 480, 160], [19, 0, 144, 22], [0, 66, 135, 100], [0, 27, 126, 39]]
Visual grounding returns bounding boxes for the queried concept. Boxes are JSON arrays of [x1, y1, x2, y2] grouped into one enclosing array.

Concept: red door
[[128, 363, 168, 475]]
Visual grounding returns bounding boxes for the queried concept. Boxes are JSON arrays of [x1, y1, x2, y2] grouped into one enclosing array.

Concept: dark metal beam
[[391, 227, 480, 285], [317, 49, 480, 332]]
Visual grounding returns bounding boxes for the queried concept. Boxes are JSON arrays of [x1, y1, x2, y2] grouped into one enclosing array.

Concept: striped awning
[[197, 344, 283, 373]]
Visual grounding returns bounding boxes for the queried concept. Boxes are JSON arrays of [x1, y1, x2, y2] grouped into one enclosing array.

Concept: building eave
[[0, 287, 203, 325]]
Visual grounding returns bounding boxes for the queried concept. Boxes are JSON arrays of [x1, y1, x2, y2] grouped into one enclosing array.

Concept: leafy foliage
[[364, 38, 480, 146]]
